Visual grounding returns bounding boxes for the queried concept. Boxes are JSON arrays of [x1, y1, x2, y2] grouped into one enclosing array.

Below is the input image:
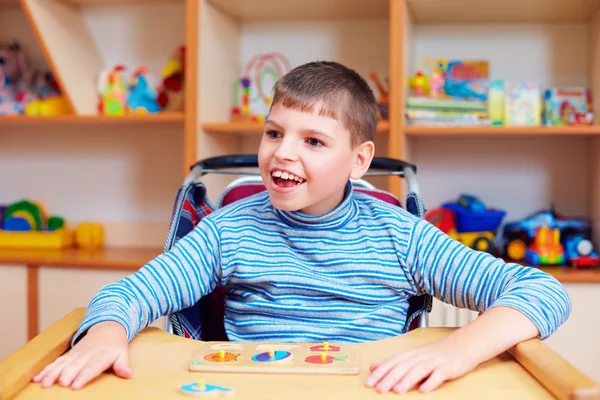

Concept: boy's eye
[[265, 130, 281, 139], [306, 138, 324, 147]]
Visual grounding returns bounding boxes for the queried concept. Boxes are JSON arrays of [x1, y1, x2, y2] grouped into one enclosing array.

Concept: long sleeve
[[404, 218, 572, 339], [72, 217, 222, 345]]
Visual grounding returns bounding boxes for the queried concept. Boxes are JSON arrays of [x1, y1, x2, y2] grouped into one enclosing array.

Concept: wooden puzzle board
[[188, 342, 360, 375]]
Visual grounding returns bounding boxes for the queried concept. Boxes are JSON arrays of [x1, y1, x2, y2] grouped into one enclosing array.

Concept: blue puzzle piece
[[180, 382, 234, 397]]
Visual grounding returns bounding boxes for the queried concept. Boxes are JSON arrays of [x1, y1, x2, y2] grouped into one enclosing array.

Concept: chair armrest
[[509, 338, 600, 400], [0, 308, 85, 400]]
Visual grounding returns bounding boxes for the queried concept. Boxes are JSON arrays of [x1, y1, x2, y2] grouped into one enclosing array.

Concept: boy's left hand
[[365, 339, 476, 394]]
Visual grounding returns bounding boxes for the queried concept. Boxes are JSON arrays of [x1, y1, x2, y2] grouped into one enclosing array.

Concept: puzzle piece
[[180, 381, 235, 397]]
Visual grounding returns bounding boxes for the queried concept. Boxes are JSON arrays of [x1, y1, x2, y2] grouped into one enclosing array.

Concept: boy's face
[[258, 102, 373, 215]]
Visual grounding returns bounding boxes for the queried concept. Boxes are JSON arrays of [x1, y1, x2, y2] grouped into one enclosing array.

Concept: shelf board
[[0, 113, 185, 126], [405, 125, 600, 136], [537, 266, 600, 283], [206, 0, 388, 21], [203, 121, 389, 135], [0, 246, 161, 270], [406, 0, 600, 23], [62, 0, 182, 4]]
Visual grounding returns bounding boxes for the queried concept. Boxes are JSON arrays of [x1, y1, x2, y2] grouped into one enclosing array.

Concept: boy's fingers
[[40, 359, 69, 388], [57, 353, 92, 388], [419, 368, 447, 392], [112, 353, 133, 378], [33, 355, 66, 382], [365, 352, 414, 387], [71, 356, 115, 390], [393, 362, 434, 394]]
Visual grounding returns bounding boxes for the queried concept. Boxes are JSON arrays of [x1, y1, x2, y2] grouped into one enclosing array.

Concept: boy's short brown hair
[[271, 61, 378, 147]]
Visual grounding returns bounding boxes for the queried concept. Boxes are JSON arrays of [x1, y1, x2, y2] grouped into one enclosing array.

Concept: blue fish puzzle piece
[[180, 382, 234, 397]]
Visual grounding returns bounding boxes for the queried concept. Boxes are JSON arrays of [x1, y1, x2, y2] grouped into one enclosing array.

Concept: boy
[[33, 61, 571, 394]]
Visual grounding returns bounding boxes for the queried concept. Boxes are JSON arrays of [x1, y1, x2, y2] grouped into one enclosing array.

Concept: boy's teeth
[[281, 172, 289, 179], [273, 171, 282, 178], [271, 170, 305, 183]]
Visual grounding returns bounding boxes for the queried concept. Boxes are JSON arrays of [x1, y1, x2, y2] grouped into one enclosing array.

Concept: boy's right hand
[[32, 321, 132, 390]]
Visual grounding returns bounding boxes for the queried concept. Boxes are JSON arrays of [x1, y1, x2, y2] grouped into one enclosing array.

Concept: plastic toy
[[420, 57, 448, 98], [523, 226, 564, 266], [368, 72, 389, 120], [409, 71, 429, 96], [97, 65, 128, 115], [563, 234, 599, 268], [157, 45, 185, 112], [0, 41, 33, 116], [232, 52, 290, 123], [0, 198, 104, 250], [501, 208, 593, 263], [126, 67, 160, 114], [426, 194, 506, 255]]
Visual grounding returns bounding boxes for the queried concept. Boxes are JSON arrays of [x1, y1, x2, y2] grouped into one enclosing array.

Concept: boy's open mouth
[[271, 170, 306, 188]]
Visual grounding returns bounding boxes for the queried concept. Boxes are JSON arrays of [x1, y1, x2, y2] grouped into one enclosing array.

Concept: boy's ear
[[350, 140, 375, 180]]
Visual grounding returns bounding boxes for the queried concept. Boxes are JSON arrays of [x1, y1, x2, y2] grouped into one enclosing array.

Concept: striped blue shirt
[[74, 182, 571, 344]]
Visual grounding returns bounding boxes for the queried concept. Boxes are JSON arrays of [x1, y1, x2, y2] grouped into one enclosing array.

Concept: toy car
[[501, 208, 592, 262]]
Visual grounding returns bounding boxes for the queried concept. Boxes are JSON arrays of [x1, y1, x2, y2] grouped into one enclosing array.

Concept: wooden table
[[1, 309, 599, 400]]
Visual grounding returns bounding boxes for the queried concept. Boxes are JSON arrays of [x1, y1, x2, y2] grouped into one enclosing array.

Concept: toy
[[419, 57, 448, 98], [409, 71, 429, 96], [426, 194, 506, 255], [488, 80, 505, 125], [523, 226, 564, 266], [0, 41, 35, 116], [157, 45, 185, 112], [564, 234, 599, 268], [97, 65, 128, 115], [126, 67, 160, 114], [180, 380, 234, 397], [25, 71, 71, 116], [368, 72, 388, 120], [232, 52, 290, 123], [501, 208, 592, 263], [188, 341, 359, 375], [0, 198, 104, 250], [543, 87, 593, 126]]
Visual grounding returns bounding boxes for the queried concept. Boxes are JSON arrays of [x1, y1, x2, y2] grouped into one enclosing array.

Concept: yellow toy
[[0, 199, 105, 250]]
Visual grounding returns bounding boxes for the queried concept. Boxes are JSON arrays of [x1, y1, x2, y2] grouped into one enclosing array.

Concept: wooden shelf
[[405, 126, 600, 136], [538, 266, 600, 283], [0, 246, 161, 270], [406, 0, 600, 23], [203, 121, 389, 135], [206, 0, 388, 21], [62, 0, 182, 5], [0, 113, 185, 126]]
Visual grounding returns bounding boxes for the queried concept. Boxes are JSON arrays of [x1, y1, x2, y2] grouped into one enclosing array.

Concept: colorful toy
[[501, 208, 592, 263], [25, 71, 70, 116], [0, 199, 104, 250], [564, 234, 599, 268], [368, 72, 389, 120], [409, 71, 429, 96], [97, 65, 128, 115], [543, 87, 593, 126], [523, 226, 565, 266], [0, 41, 35, 116], [157, 45, 185, 112], [231, 52, 290, 123], [188, 341, 359, 375], [419, 57, 448, 98], [180, 380, 234, 397], [426, 194, 506, 255], [126, 67, 160, 114]]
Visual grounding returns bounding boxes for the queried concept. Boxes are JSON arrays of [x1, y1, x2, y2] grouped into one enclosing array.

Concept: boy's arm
[[72, 217, 222, 344], [366, 217, 571, 394], [404, 218, 571, 339]]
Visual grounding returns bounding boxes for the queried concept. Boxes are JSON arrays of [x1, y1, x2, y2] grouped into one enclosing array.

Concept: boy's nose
[[274, 139, 299, 162]]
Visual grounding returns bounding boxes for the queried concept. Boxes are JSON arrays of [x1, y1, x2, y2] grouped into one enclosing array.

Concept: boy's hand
[[32, 321, 132, 390], [365, 339, 475, 394], [365, 307, 540, 394]]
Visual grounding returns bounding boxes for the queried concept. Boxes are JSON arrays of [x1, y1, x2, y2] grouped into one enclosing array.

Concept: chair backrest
[[167, 176, 431, 341]]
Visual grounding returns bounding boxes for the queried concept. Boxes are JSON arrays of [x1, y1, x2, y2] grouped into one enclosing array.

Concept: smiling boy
[[34, 61, 571, 394]]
